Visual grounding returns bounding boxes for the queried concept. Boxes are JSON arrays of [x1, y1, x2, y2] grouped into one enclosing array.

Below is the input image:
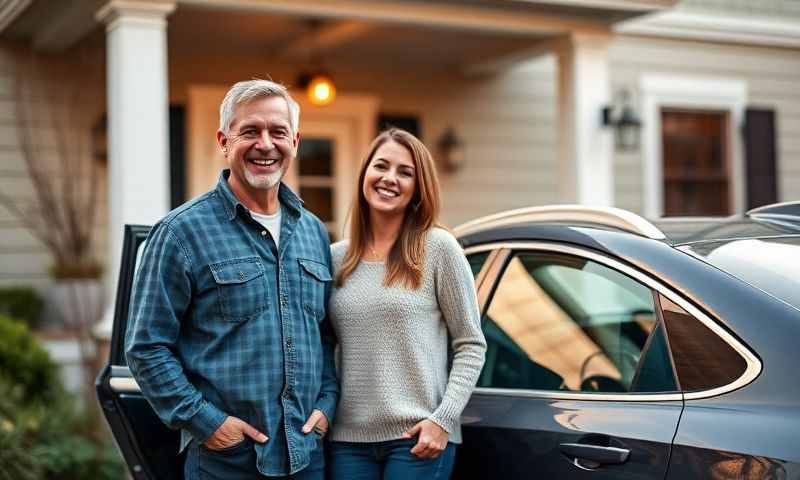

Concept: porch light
[[299, 72, 336, 106], [437, 127, 465, 173], [602, 89, 642, 151]]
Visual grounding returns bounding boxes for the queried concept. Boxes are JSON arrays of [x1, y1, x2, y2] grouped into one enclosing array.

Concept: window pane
[[478, 253, 673, 394], [467, 251, 491, 278], [299, 187, 333, 222], [298, 138, 333, 176], [660, 294, 746, 391]]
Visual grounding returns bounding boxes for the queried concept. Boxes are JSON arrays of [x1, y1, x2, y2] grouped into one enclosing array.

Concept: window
[[659, 294, 746, 391], [467, 251, 491, 278], [478, 252, 677, 394], [661, 109, 731, 216], [297, 138, 336, 238]]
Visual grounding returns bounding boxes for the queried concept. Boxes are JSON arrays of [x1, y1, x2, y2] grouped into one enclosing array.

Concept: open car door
[[96, 225, 182, 479]]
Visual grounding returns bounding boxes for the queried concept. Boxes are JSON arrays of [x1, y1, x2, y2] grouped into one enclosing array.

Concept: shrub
[[0, 315, 125, 480], [0, 287, 44, 329], [0, 314, 60, 404]]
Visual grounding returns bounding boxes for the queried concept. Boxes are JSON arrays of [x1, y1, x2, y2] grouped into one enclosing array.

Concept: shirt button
[[261, 230, 267, 236], [286, 339, 292, 348]]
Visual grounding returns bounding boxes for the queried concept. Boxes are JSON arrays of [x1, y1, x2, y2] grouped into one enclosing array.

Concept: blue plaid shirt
[[125, 170, 338, 476]]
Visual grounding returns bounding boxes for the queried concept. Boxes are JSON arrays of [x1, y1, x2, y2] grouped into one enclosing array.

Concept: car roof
[[455, 201, 800, 248]]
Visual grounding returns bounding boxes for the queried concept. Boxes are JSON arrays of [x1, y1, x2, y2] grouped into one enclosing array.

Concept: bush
[[0, 287, 44, 329], [0, 314, 59, 404], [0, 315, 125, 480]]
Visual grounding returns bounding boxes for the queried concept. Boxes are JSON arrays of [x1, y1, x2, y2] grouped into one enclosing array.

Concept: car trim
[[466, 241, 762, 402], [454, 205, 667, 240], [110, 377, 141, 393]]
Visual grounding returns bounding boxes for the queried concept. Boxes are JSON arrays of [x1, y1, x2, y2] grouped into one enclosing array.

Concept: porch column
[[94, 0, 176, 339], [555, 33, 614, 206]]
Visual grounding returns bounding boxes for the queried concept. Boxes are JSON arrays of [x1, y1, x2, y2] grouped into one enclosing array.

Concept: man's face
[[217, 96, 299, 196]]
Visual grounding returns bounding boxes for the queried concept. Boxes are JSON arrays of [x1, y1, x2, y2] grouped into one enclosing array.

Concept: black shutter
[[744, 108, 778, 210]]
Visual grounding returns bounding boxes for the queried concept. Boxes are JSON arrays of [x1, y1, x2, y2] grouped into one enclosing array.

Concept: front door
[[285, 119, 356, 241]]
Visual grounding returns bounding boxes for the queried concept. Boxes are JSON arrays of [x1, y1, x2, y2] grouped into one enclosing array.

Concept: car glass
[[659, 293, 747, 391], [477, 252, 677, 393], [467, 251, 491, 278], [684, 237, 800, 311]]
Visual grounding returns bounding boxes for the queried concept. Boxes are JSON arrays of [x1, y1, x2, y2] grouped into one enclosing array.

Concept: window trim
[[466, 241, 761, 402]]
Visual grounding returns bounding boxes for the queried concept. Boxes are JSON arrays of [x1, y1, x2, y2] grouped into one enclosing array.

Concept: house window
[[661, 109, 730, 216]]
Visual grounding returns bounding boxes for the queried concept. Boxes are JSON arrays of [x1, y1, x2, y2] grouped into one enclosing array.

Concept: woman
[[327, 128, 486, 480]]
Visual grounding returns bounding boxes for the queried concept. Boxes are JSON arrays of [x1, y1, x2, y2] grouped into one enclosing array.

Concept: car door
[[453, 243, 685, 480], [96, 224, 181, 480]]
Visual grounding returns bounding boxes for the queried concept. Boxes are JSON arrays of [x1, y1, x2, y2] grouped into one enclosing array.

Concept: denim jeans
[[184, 437, 325, 480], [327, 439, 456, 480]]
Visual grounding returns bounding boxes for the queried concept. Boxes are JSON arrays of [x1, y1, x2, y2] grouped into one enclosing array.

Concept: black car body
[[97, 202, 800, 479]]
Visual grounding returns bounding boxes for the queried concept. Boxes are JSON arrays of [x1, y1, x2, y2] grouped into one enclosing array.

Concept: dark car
[[98, 202, 800, 479]]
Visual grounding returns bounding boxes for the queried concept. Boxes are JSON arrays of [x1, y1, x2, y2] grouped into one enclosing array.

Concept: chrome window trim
[[469, 241, 762, 403]]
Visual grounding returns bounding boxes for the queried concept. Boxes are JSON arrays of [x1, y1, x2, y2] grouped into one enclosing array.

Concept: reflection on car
[[97, 202, 800, 479]]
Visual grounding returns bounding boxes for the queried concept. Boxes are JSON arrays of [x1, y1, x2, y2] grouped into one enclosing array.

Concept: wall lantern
[[298, 72, 336, 106], [602, 89, 642, 151], [437, 127, 465, 173]]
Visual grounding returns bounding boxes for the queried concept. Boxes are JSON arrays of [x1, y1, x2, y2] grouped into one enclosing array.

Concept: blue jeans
[[184, 437, 324, 480], [328, 439, 456, 480]]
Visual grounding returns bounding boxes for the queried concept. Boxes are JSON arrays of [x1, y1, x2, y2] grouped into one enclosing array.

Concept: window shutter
[[744, 108, 777, 210]]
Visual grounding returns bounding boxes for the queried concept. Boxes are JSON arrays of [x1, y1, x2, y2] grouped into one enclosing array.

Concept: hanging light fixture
[[298, 72, 336, 107]]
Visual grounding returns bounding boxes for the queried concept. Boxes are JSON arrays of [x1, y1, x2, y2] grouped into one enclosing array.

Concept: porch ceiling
[[167, 7, 554, 71], [1, 0, 675, 65]]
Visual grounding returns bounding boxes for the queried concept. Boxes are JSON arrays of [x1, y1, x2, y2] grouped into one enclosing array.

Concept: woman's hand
[[402, 419, 449, 459]]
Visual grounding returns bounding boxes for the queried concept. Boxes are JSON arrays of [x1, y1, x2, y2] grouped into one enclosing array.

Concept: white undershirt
[[250, 206, 282, 248]]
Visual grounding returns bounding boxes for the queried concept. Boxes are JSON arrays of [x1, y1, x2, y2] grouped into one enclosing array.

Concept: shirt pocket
[[209, 257, 268, 322], [298, 258, 332, 321]]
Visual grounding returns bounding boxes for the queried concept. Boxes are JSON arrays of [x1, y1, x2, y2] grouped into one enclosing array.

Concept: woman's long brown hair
[[336, 128, 441, 290]]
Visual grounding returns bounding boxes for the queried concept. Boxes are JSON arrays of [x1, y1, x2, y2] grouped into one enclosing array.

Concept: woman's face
[[362, 140, 417, 217]]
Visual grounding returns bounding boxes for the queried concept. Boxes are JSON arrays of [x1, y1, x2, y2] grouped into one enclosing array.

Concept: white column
[[555, 33, 614, 206], [94, 0, 175, 339]]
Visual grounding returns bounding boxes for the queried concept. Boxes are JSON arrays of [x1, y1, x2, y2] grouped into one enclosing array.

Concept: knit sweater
[[328, 228, 486, 444]]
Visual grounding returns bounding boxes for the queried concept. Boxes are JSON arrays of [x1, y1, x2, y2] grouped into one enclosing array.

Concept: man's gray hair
[[219, 79, 300, 135]]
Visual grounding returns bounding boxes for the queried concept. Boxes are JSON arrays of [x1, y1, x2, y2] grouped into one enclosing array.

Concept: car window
[[659, 294, 747, 391], [467, 251, 491, 278], [477, 251, 677, 394]]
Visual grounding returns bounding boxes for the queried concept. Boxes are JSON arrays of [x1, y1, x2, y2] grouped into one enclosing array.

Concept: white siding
[[610, 36, 800, 213], [680, 0, 800, 17]]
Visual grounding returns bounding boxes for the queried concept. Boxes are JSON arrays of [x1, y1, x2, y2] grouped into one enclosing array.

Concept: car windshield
[[684, 236, 800, 311]]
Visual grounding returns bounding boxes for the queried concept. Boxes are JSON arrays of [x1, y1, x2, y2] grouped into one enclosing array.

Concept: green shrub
[[0, 287, 44, 329], [0, 314, 60, 404], [0, 315, 125, 480]]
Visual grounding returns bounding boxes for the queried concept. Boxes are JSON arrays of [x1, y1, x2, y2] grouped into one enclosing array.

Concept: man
[[126, 79, 337, 479]]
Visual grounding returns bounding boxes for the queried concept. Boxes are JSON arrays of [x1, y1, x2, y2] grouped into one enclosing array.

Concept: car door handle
[[559, 443, 630, 469]]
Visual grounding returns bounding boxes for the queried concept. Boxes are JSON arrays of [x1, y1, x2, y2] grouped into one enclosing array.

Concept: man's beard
[[243, 161, 286, 190]]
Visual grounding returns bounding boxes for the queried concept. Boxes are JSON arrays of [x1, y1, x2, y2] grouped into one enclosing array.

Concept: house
[[0, 0, 798, 347]]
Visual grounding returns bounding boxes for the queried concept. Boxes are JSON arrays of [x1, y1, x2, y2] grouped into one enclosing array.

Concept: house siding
[[680, 0, 800, 17], [610, 35, 800, 214]]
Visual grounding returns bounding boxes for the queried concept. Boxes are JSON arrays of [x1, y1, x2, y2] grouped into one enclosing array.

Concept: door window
[[478, 252, 677, 394], [297, 137, 336, 239]]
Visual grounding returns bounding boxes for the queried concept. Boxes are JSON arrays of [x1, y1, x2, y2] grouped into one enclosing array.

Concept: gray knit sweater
[[328, 228, 486, 444]]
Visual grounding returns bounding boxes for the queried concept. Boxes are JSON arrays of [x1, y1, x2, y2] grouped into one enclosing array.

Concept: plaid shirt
[[125, 170, 338, 476]]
